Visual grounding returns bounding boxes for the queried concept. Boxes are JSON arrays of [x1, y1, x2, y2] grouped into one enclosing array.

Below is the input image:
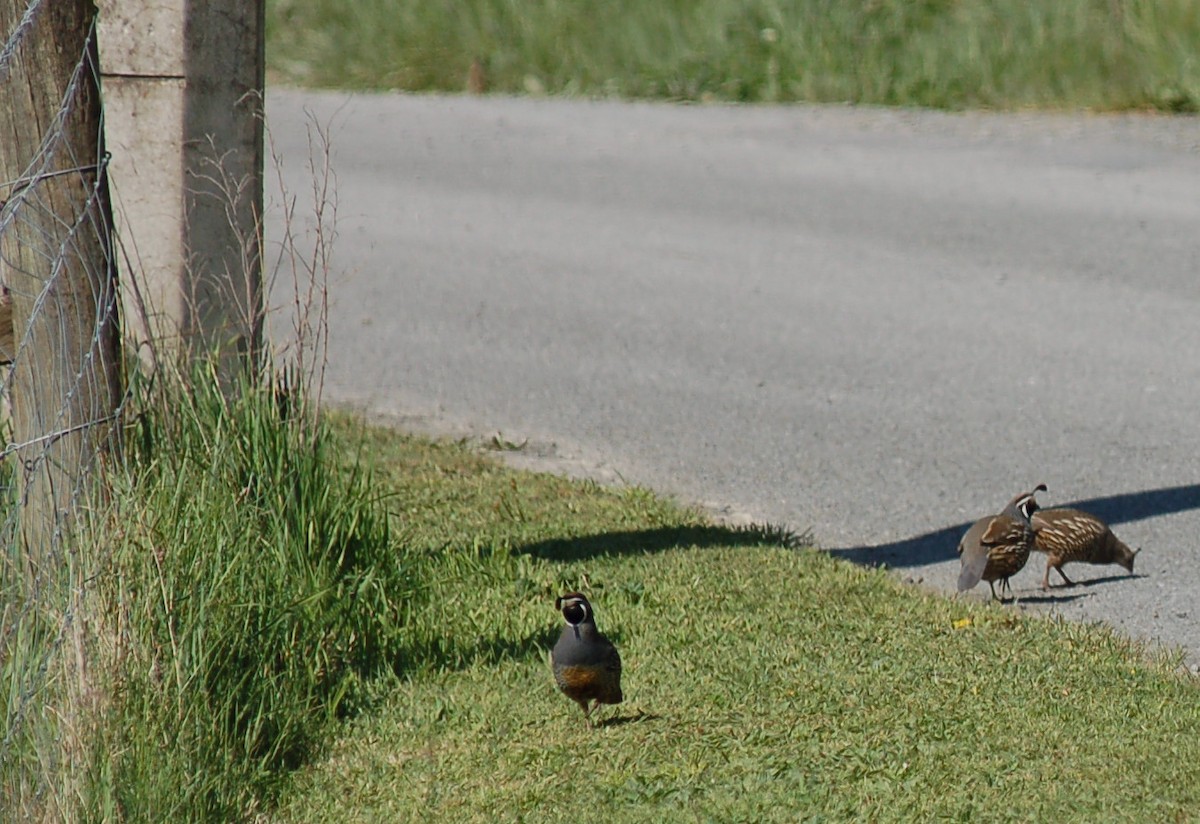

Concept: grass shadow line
[[517, 523, 806, 562], [421, 522, 804, 689]]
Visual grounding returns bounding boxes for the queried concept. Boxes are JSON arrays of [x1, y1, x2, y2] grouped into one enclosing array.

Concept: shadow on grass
[[517, 523, 806, 562], [398, 525, 802, 677], [406, 624, 559, 673], [597, 711, 661, 729], [827, 483, 1200, 569]]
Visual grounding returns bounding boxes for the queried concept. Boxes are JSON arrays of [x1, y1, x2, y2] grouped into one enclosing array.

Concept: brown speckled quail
[[958, 484, 1046, 601], [1032, 508, 1139, 589], [551, 592, 622, 725]]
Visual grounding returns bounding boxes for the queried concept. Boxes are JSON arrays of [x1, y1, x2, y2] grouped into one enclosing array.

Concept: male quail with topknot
[[958, 484, 1046, 601], [1032, 507, 1139, 589], [551, 592, 622, 725]]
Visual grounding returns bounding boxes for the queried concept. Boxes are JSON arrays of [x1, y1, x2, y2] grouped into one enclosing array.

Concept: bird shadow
[[1055, 572, 1147, 589], [517, 522, 805, 562], [827, 483, 1200, 570], [1006, 591, 1092, 606], [1001, 575, 1140, 606], [596, 711, 660, 729]]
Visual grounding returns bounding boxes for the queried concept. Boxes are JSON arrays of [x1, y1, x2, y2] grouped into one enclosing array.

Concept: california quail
[[1032, 507, 1139, 589], [957, 484, 1046, 601], [551, 592, 623, 725]]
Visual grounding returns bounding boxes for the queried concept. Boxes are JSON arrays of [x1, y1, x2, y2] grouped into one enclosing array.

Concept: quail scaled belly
[[551, 592, 622, 725], [1032, 508, 1139, 589], [958, 484, 1046, 601]]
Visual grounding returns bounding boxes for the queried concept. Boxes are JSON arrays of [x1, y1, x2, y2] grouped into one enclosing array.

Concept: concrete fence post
[[98, 0, 265, 368]]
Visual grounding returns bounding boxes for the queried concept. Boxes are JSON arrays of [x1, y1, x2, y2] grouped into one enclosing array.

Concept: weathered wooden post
[[0, 0, 124, 558]]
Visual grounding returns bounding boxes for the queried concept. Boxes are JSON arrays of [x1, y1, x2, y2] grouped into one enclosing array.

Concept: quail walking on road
[[551, 592, 623, 725], [1032, 508, 1139, 589], [958, 484, 1046, 601]]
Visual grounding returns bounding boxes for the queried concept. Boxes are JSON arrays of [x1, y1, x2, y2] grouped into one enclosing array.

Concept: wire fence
[[0, 1, 326, 815], [1, 3, 134, 817]]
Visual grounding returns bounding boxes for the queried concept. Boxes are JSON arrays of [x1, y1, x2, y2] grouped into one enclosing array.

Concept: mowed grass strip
[[265, 0, 1200, 111], [272, 422, 1200, 822]]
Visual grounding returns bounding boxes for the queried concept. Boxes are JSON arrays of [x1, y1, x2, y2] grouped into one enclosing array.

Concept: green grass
[[266, 0, 1200, 111], [68, 365, 406, 822], [268, 424, 1200, 823], [8, 369, 1198, 820]]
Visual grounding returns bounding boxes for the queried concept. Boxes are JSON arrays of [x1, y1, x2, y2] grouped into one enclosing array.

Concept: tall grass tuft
[[267, 0, 1200, 111], [0, 455, 99, 824], [2, 106, 397, 820], [82, 360, 405, 820]]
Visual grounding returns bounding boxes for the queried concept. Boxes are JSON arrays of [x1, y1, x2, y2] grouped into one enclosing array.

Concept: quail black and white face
[[1014, 483, 1047, 521], [556, 593, 591, 626]]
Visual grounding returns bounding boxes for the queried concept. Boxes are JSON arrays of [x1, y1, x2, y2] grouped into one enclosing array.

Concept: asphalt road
[[265, 89, 1200, 665]]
